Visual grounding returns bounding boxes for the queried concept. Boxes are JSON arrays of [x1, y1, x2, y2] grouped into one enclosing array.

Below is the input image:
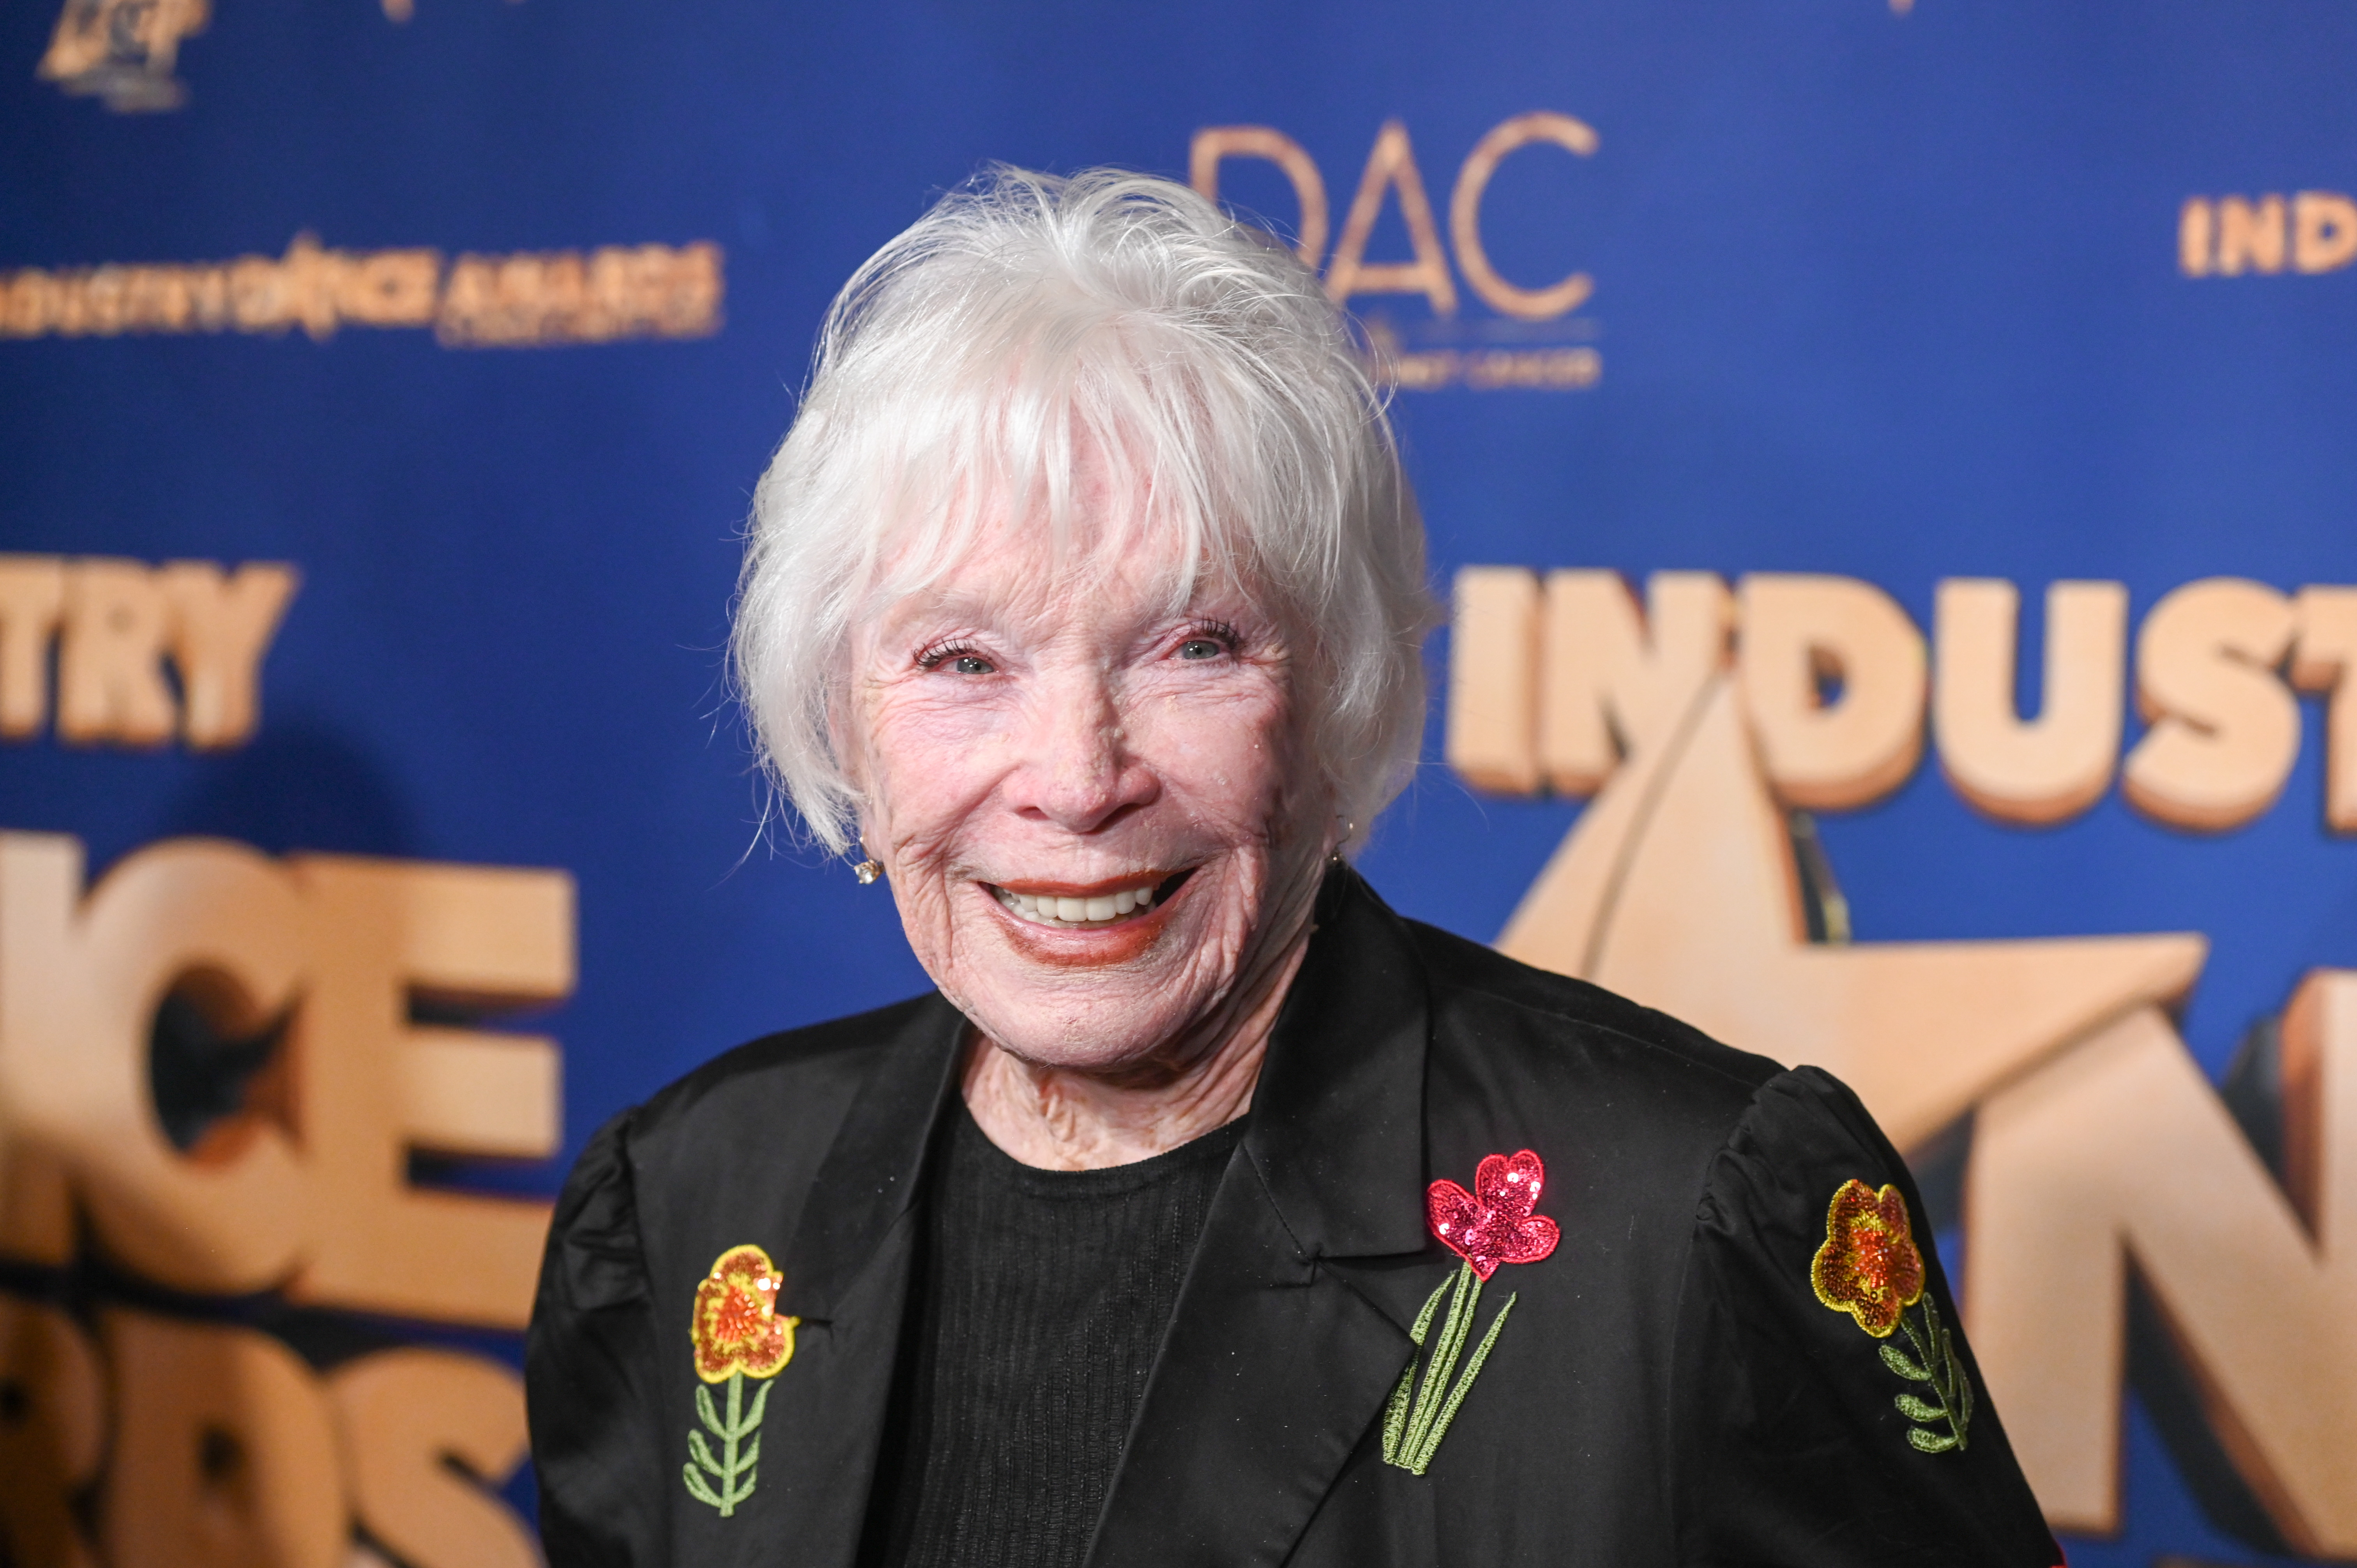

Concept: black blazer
[[528, 871, 2058, 1567]]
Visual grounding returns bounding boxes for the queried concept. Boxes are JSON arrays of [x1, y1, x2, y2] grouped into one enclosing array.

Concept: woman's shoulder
[[628, 991, 950, 1142], [1401, 913, 1929, 1254], [1398, 913, 1911, 1215], [1403, 913, 1787, 1112], [549, 991, 956, 1247], [1399, 914, 1922, 1308]]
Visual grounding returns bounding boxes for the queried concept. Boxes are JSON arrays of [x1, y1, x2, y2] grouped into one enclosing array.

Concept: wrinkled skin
[[841, 508, 1335, 1169]]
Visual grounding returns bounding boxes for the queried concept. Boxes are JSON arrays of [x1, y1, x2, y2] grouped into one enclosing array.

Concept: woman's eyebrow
[[881, 589, 1004, 631]]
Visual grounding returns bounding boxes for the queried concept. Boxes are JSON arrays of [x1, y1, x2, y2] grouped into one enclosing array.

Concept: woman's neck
[[961, 923, 1312, 1171]]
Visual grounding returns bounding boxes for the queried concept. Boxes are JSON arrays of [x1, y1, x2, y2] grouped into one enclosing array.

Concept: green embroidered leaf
[[1408, 1275, 1452, 1347], [744, 1376, 774, 1431], [1381, 1358, 1417, 1465], [683, 1464, 724, 1507], [1879, 1343, 1930, 1381], [687, 1429, 723, 1475], [1894, 1392, 1945, 1423], [695, 1383, 721, 1433], [1383, 1276, 1454, 1466], [1907, 1426, 1959, 1453]]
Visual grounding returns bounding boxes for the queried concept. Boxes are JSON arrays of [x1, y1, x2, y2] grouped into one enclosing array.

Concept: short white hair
[[732, 164, 1438, 856]]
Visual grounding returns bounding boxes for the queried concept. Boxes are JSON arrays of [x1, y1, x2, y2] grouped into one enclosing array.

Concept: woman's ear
[[824, 669, 870, 794], [821, 666, 881, 860]]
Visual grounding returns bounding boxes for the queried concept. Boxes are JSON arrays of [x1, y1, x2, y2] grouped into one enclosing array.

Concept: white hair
[[732, 164, 1438, 856]]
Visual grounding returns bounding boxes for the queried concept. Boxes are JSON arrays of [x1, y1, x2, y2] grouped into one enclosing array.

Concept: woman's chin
[[975, 1021, 1198, 1078]]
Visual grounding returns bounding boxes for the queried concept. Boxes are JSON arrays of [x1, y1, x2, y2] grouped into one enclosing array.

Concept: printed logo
[[1192, 116, 1601, 392], [38, 0, 514, 110], [0, 234, 724, 349], [38, 0, 208, 111], [0, 556, 295, 750], [2180, 194, 2357, 277]]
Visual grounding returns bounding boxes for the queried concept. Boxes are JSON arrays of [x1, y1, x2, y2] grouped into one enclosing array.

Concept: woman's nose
[[1011, 670, 1157, 833]]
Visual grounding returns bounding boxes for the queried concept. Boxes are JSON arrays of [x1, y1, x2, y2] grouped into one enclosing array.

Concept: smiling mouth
[[985, 870, 1195, 929]]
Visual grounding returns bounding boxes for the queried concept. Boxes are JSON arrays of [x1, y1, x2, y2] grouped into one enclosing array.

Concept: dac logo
[[1190, 116, 1602, 392]]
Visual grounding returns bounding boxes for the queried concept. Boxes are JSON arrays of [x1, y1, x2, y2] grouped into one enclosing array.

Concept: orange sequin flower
[[1810, 1180, 1925, 1338], [691, 1244, 797, 1384]]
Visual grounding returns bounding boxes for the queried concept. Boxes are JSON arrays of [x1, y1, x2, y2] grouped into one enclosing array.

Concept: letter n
[[1968, 989, 2357, 1556]]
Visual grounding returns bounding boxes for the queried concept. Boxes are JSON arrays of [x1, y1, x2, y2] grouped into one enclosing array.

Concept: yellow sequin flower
[[1810, 1179, 1925, 1338]]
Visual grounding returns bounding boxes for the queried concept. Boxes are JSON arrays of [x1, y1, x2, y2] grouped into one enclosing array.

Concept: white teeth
[[990, 879, 1167, 928]]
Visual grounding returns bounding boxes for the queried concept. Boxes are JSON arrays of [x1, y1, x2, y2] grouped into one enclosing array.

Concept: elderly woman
[[527, 169, 2057, 1568]]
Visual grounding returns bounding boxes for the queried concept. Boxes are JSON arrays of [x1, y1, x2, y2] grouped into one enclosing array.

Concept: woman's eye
[[950, 654, 995, 675], [1178, 638, 1225, 661]]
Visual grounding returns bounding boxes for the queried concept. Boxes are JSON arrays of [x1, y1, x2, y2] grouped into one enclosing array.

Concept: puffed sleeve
[[1670, 1067, 2062, 1568], [527, 1109, 668, 1568]]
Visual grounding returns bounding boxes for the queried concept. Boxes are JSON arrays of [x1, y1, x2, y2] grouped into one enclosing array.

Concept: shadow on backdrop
[[154, 714, 418, 860]]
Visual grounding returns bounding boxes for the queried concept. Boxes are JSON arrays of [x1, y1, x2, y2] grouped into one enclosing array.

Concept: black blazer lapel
[[740, 996, 962, 1568], [1084, 1159, 1421, 1566], [1085, 871, 1443, 1568]]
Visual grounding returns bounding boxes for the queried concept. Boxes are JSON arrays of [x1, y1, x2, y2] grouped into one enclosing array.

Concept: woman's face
[[843, 505, 1331, 1076]]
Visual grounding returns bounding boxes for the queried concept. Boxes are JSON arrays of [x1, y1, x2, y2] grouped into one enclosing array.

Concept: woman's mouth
[[985, 870, 1194, 929]]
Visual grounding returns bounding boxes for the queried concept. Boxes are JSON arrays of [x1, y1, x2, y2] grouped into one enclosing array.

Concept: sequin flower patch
[[1382, 1150, 1560, 1476], [683, 1244, 799, 1517], [1811, 1180, 1973, 1453]]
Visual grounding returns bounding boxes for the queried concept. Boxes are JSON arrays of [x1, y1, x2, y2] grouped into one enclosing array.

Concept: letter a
[[1325, 120, 1459, 317]]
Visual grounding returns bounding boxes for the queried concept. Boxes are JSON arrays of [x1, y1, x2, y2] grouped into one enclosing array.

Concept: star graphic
[[1496, 676, 2207, 1150]]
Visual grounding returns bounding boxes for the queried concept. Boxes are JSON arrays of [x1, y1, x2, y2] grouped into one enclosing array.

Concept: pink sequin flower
[[1426, 1149, 1560, 1280]]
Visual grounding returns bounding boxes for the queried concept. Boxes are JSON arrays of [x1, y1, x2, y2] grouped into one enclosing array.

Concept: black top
[[527, 867, 2060, 1568], [863, 1108, 1247, 1568]]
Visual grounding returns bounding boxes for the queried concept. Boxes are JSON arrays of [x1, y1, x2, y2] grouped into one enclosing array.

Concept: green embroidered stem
[[1883, 1295, 1972, 1453], [682, 1369, 772, 1515], [1381, 1275, 1455, 1464], [1402, 1264, 1482, 1460], [1408, 1291, 1516, 1475], [1383, 1262, 1522, 1474]]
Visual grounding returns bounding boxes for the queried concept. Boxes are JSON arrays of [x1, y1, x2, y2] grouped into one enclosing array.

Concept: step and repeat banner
[[5, 2, 2356, 1565]]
